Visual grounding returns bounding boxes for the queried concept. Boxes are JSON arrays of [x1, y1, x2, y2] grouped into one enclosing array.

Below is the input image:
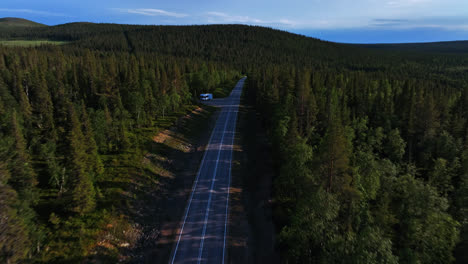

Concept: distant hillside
[[358, 40, 468, 54], [0, 17, 46, 27], [0, 22, 350, 67]]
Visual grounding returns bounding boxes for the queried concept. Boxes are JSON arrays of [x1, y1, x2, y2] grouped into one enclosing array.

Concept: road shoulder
[[129, 104, 220, 263], [228, 96, 279, 263]]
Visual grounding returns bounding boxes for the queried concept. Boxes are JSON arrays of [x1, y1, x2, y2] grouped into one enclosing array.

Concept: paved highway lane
[[170, 77, 245, 264]]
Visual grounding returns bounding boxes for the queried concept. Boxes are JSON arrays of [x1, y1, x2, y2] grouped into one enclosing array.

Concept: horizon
[[1, 0, 467, 44]]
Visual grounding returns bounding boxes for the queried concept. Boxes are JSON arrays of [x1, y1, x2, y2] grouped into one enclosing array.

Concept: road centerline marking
[[197, 103, 233, 263], [170, 108, 227, 264], [169, 77, 245, 264]]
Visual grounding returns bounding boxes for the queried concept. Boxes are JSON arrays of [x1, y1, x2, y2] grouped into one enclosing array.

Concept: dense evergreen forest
[[0, 21, 467, 263]]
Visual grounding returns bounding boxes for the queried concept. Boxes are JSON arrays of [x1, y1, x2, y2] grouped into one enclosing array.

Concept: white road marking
[[197, 99, 233, 263], [222, 106, 237, 263], [170, 78, 245, 263], [170, 108, 225, 264], [223, 80, 243, 263]]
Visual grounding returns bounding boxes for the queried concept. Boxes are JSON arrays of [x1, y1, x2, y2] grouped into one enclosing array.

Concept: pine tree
[[12, 72, 32, 127], [80, 103, 103, 178], [30, 69, 57, 141], [320, 87, 351, 192], [0, 153, 31, 264], [9, 110, 37, 203], [65, 104, 95, 215], [296, 69, 311, 136]]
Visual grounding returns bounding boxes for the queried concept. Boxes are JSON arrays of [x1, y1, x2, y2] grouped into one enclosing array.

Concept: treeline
[[4, 23, 468, 77], [246, 65, 467, 263], [0, 23, 352, 68], [0, 44, 239, 262]]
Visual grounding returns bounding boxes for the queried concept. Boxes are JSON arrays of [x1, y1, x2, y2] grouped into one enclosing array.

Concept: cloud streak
[[0, 8, 67, 17], [114, 8, 188, 18], [369, 17, 468, 31], [204, 11, 297, 26], [110, 6, 468, 32], [386, 0, 433, 7], [205, 11, 264, 23], [268, 16, 468, 31]]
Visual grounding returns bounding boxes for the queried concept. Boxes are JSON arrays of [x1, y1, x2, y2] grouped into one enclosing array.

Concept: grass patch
[[96, 103, 217, 216], [181, 105, 217, 140], [0, 40, 68, 47]]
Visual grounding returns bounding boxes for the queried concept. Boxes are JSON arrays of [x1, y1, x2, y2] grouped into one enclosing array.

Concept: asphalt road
[[170, 77, 245, 264]]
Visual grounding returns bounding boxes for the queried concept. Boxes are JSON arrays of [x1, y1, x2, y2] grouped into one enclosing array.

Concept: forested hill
[[0, 21, 347, 67], [0, 17, 46, 28], [3, 20, 466, 78], [0, 20, 467, 263]]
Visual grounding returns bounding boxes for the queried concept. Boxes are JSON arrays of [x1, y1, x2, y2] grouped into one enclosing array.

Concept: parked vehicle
[[200, 93, 213, 101]]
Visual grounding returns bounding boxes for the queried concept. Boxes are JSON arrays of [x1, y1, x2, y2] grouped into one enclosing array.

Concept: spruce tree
[[9, 110, 37, 203], [30, 70, 56, 141], [320, 87, 351, 192], [0, 154, 31, 264], [65, 104, 95, 215], [80, 102, 103, 178]]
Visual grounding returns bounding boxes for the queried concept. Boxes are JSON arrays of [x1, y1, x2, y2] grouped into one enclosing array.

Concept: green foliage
[[279, 189, 340, 262], [9, 110, 37, 202], [65, 104, 96, 214], [390, 174, 459, 263], [0, 24, 240, 261], [247, 42, 466, 262], [385, 129, 406, 162], [0, 139, 32, 264], [319, 87, 352, 193]]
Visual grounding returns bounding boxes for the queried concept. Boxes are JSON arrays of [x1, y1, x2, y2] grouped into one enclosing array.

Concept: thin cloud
[[0, 8, 67, 17], [287, 19, 369, 30], [109, 7, 468, 32], [369, 17, 468, 31], [386, 0, 433, 7], [374, 19, 410, 23], [372, 18, 410, 27], [204, 11, 296, 26], [205, 11, 265, 23], [283, 16, 468, 31], [114, 8, 188, 18]]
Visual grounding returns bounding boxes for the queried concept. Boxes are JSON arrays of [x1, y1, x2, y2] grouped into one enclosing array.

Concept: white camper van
[[200, 93, 213, 101]]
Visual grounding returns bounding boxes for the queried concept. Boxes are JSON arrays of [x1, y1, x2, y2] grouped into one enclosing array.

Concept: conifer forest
[[0, 22, 467, 263]]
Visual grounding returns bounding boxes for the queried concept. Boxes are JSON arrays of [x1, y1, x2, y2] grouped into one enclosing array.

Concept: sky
[[1, 0, 468, 43]]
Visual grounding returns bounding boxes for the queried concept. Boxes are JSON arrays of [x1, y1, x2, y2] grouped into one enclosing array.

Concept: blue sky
[[1, 0, 468, 43]]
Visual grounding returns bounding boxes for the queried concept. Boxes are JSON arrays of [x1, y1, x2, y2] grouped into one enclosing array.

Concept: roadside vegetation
[[247, 62, 467, 264], [0, 40, 239, 262]]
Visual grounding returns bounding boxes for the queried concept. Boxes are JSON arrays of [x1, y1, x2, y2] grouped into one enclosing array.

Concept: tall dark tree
[[0, 152, 31, 264], [9, 110, 37, 202], [65, 104, 95, 215], [320, 87, 351, 192]]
